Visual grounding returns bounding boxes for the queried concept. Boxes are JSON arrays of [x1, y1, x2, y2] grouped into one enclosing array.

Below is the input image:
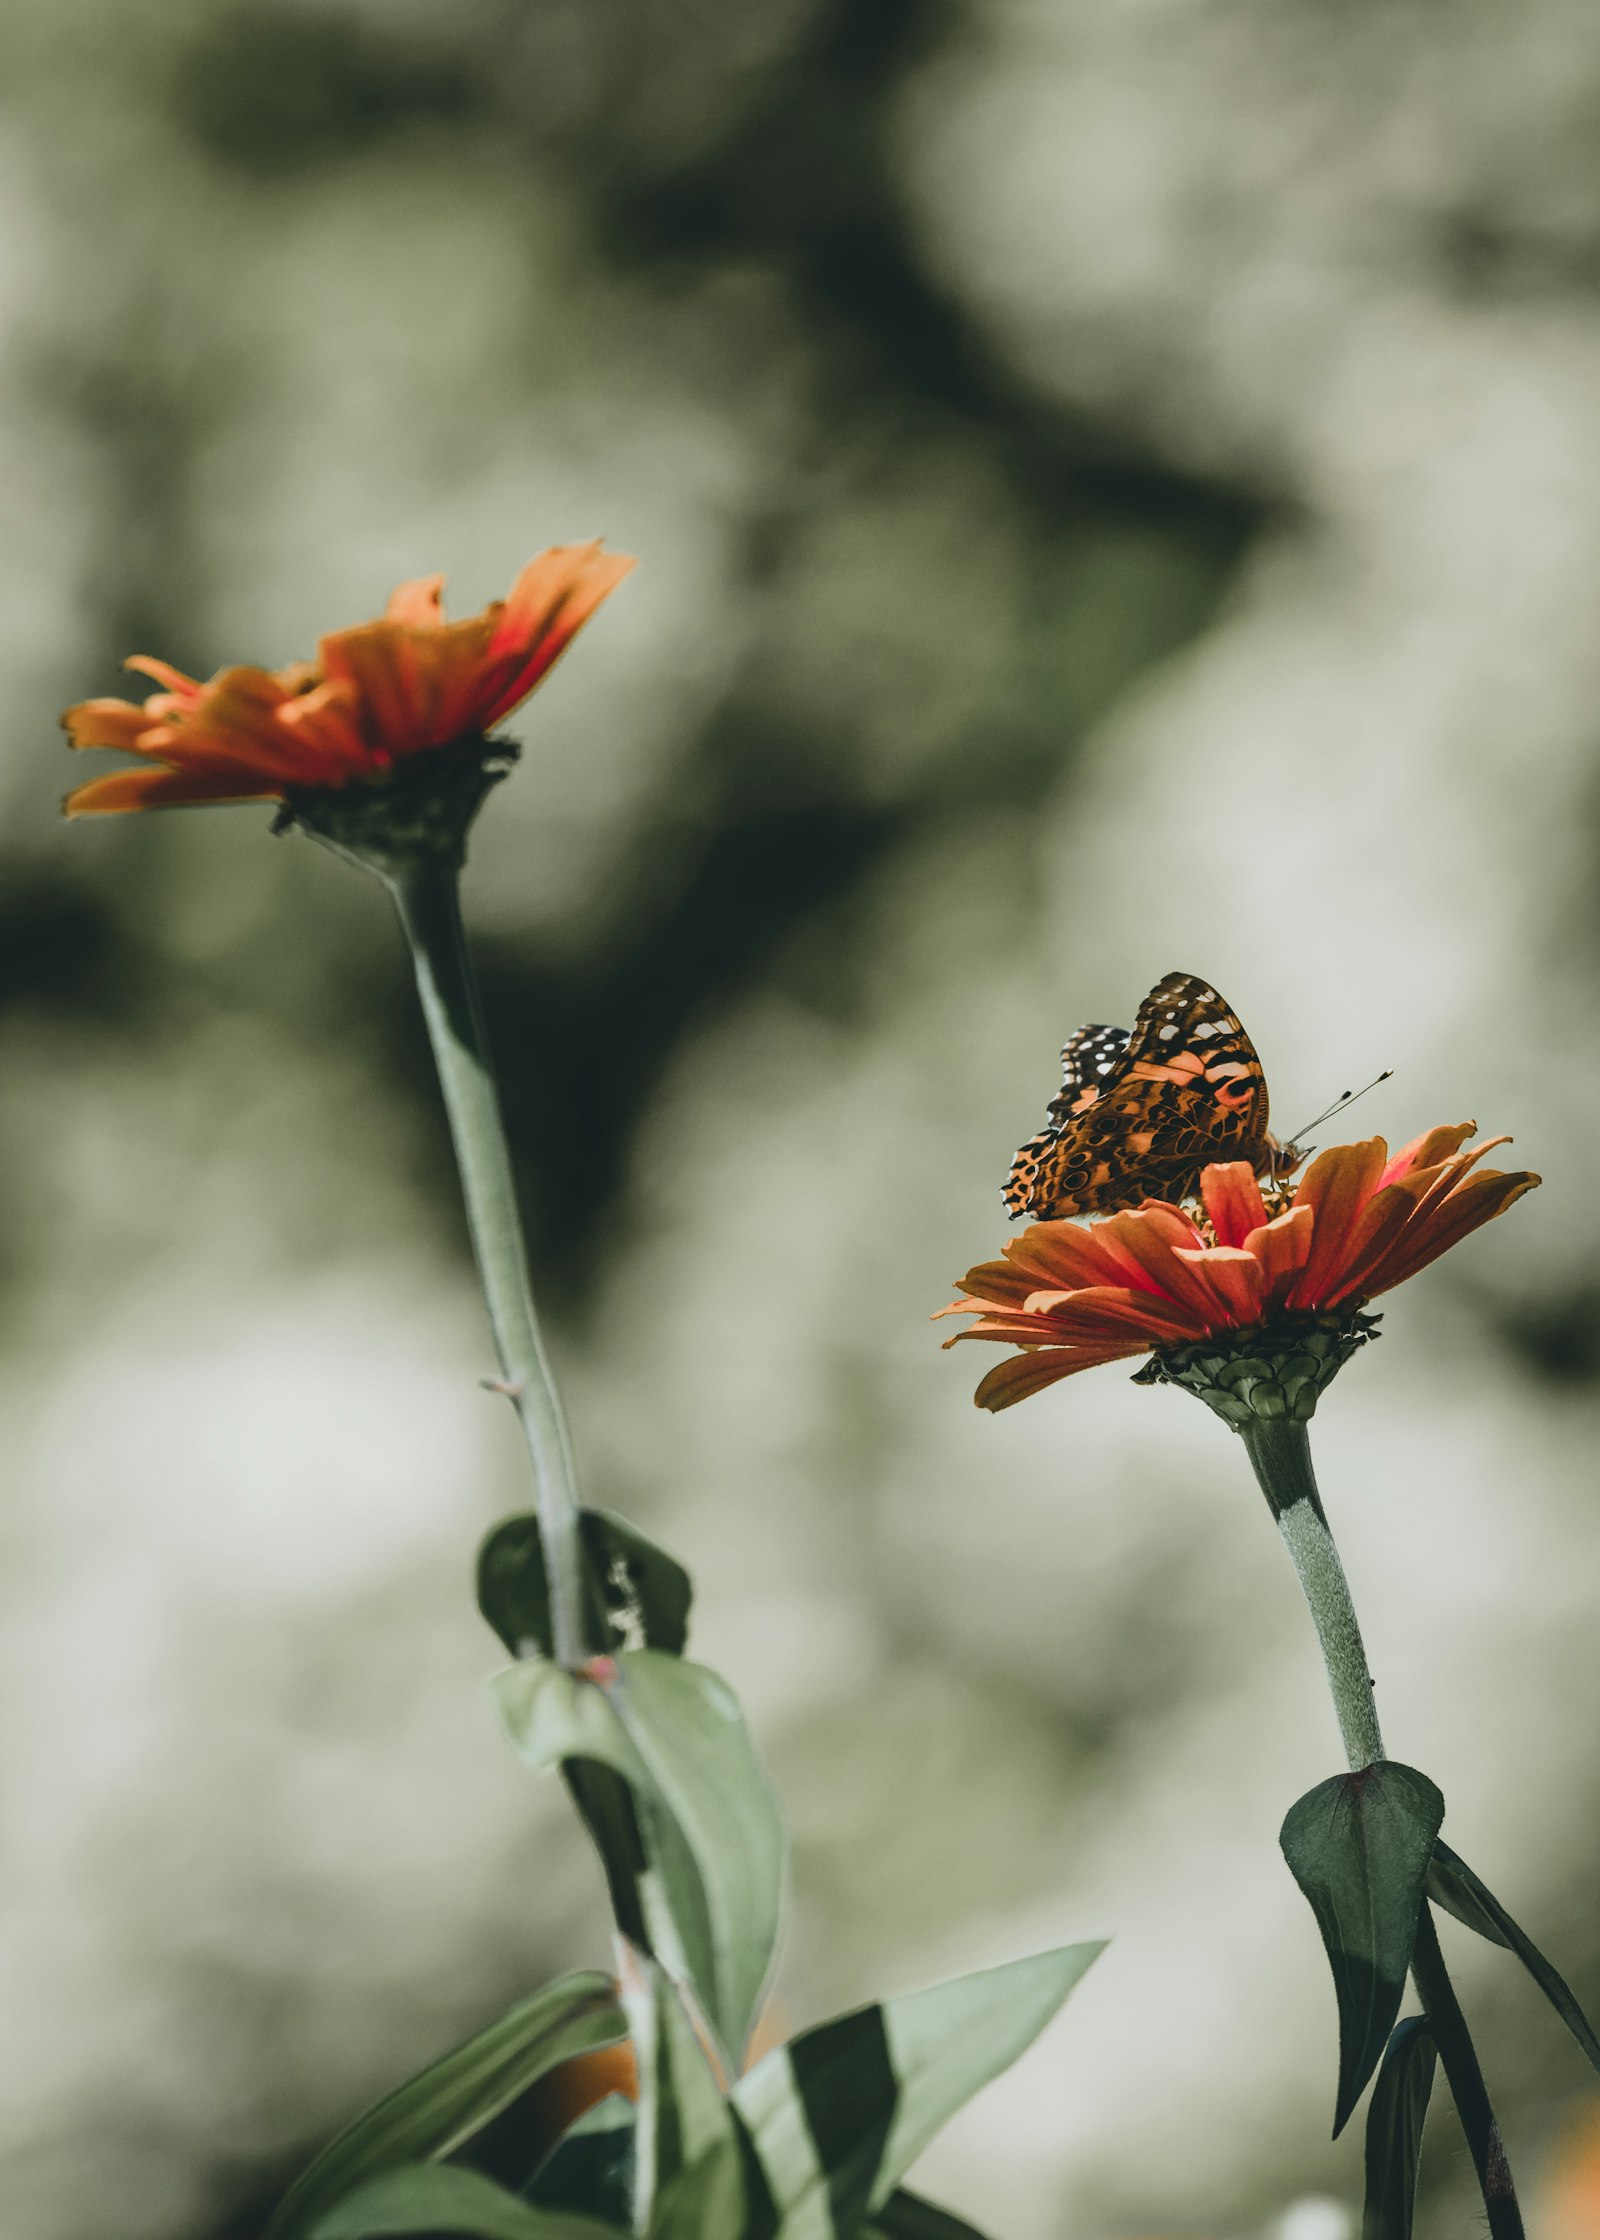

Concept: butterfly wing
[[1004, 974, 1271, 1220], [1002, 1022, 1131, 1219]]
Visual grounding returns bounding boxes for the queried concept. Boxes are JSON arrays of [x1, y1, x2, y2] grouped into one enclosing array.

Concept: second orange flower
[[62, 543, 634, 817]]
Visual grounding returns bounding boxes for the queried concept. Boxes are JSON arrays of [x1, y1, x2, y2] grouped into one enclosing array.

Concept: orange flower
[[61, 543, 634, 816], [942, 1124, 1538, 1413]]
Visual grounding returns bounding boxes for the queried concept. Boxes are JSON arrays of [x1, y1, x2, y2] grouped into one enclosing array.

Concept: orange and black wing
[[1003, 974, 1270, 1220], [1002, 1021, 1130, 1219]]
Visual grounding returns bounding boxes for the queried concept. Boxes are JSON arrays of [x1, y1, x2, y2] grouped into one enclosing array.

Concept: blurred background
[[3, 1, 1600, 2235]]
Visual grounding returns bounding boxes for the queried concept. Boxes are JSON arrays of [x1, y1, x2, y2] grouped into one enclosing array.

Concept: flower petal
[[1241, 1203, 1314, 1309], [1201, 1162, 1267, 1247], [1090, 1207, 1238, 1320], [973, 1341, 1147, 1410], [124, 655, 206, 701], [384, 574, 448, 628], [62, 696, 159, 753], [477, 544, 636, 727], [1363, 1168, 1541, 1295], [1378, 1122, 1477, 1189], [1287, 1136, 1388, 1306], [63, 766, 281, 816], [1174, 1245, 1266, 1326]]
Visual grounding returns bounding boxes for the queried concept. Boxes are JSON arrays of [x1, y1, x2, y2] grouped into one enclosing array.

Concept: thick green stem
[[389, 867, 589, 1669], [1239, 1416, 1383, 1771]]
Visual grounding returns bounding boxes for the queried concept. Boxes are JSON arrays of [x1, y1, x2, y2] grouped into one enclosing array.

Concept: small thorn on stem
[[479, 1375, 526, 1398]]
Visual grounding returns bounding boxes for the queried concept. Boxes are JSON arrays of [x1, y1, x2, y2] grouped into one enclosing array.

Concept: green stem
[[1239, 1417, 1383, 1771], [1239, 1414, 1523, 2234], [388, 866, 589, 1670]]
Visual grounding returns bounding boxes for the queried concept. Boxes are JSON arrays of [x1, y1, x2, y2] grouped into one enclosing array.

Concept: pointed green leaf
[[624, 1962, 746, 2240], [1362, 2019, 1436, 2240], [493, 1655, 785, 2073], [610, 1653, 786, 2069], [478, 1511, 692, 1663], [1428, 1840, 1600, 2077], [1407, 1904, 1521, 2239], [1280, 1763, 1444, 2137], [306, 2164, 621, 2240], [267, 1973, 626, 2240], [733, 1943, 1104, 2239], [865, 2190, 991, 2240], [1425, 1844, 1510, 1949], [873, 1945, 1103, 2208]]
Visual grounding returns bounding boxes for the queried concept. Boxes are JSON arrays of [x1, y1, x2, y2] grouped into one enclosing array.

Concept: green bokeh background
[[3, 5, 1598, 2238]]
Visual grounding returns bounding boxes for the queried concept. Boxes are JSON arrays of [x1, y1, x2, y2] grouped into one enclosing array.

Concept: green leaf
[[625, 1962, 746, 2240], [733, 1943, 1104, 2239], [1407, 1905, 1522, 2240], [1424, 1843, 1511, 1949], [267, 1974, 626, 2240], [478, 1512, 692, 1662], [526, 2093, 635, 2230], [1280, 1763, 1444, 2138], [493, 1655, 785, 2072], [306, 2165, 621, 2240], [648, 2144, 747, 2240], [865, 2190, 992, 2240], [610, 1654, 786, 2069], [1362, 2019, 1436, 2240], [1428, 1839, 1600, 2077], [583, 1511, 692, 1657]]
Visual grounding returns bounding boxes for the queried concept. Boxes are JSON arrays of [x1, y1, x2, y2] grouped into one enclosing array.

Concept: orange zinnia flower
[[942, 1125, 1538, 1414], [61, 543, 633, 816]]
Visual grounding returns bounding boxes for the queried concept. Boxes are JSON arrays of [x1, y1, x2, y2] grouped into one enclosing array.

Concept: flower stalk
[[1238, 1417, 1383, 1771], [1240, 1412, 1521, 2236], [390, 864, 590, 1670]]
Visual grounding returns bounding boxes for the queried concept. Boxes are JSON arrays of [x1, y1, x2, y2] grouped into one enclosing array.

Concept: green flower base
[[1134, 1308, 1381, 1428]]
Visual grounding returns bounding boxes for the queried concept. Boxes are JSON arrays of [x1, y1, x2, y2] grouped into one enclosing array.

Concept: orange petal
[[1379, 1122, 1477, 1189], [1307, 1183, 1417, 1307], [61, 696, 156, 752], [974, 1341, 1147, 1410], [1363, 1169, 1541, 1295], [1242, 1203, 1314, 1308], [124, 654, 205, 701], [63, 766, 281, 816], [1090, 1208, 1235, 1320], [1175, 1245, 1266, 1326], [1202, 1162, 1267, 1248], [478, 544, 636, 728], [384, 574, 448, 628], [1027, 1283, 1205, 1344], [959, 1221, 1146, 1305], [317, 615, 473, 754], [1288, 1137, 1388, 1304]]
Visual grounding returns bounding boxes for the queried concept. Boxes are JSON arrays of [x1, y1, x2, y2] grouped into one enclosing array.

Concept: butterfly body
[[1004, 972, 1300, 1221]]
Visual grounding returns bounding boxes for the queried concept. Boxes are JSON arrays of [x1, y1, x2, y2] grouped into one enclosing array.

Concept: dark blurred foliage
[[48, 0, 1266, 1314]]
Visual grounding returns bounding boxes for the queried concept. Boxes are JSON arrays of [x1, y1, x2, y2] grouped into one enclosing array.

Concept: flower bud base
[[278, 735, 519, 878], [1133, 1309, 1380, 1428]]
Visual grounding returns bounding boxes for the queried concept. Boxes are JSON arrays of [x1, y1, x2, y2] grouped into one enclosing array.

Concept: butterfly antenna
[[1285, 1070, 1395, 1149]]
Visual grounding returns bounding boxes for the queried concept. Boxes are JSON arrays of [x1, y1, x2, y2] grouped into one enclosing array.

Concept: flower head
[[62, 544, 633, 868], [942, 1125, 1538, 1422]]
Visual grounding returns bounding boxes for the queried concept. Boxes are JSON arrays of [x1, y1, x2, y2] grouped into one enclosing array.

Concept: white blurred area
[[0, 2, 1597, 2238]]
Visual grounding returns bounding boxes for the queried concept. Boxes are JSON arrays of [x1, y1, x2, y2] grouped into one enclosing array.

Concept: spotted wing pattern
[[1003, 972, 1275, 1220], [1002, 1023, 1131, 1219]]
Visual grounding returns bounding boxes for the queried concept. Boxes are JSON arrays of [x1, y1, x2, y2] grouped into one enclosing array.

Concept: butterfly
[[1003, 971, 1304, 1221]]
